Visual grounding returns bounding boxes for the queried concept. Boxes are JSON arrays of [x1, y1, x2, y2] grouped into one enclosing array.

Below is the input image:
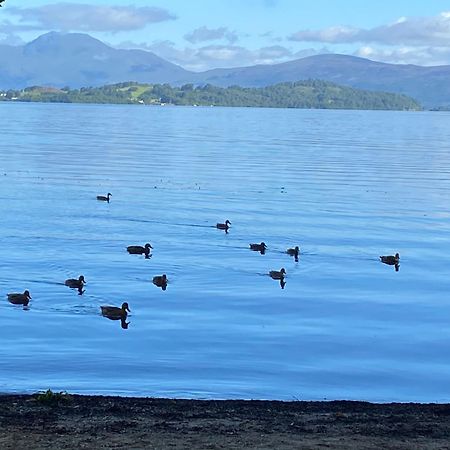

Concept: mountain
[[0, 32, 190, 89], [1, 32, 450, 108], [189, 55, 450, 108]]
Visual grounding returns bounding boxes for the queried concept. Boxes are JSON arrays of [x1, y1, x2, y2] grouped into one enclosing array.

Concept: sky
[[1, 0, 450, 71]]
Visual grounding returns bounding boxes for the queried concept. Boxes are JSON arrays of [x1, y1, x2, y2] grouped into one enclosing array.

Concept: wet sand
[[1, 394, 450, 449]]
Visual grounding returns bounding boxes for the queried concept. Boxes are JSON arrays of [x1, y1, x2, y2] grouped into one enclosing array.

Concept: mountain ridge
[[1, 32, 450, 107]]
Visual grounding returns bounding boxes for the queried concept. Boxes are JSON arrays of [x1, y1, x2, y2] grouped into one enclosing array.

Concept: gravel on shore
[[1, 394, 450, 449]]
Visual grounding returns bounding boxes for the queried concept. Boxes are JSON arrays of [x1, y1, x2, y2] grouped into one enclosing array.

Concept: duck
[[216, 220, 231, 230], [127, 243, 153, 257], [380, 253, 400, 265], [249, 242, 267, 252], [153, 274, 168, 289], [101, 302, 130, 320], [65, 275, 86, 289], [269, 268, 286, 280], [7, 290, 31, 306], [97, 192, 112, 202], [286, 246, 300, 258]]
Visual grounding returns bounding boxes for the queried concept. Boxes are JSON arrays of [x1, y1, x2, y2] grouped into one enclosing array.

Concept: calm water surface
[[1, 103, 450, 401]]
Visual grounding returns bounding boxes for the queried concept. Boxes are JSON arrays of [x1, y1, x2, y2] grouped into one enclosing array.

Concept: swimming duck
[[7, 290, 31, 306], [101, 302, 130, 320], [153, 274, 168, 289], [286, 246, 300, 258], [216, 220, 231, 230], [127, 243, 153, 257], [380, 253, 400, 265], [269, 268, 286, 280], [97, 193, 112, 202], [65, 275, 86, 289], [249, 242, 267, 252]]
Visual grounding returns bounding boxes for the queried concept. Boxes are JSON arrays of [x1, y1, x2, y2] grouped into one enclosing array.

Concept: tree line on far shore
[[0, 80, 422, 111]]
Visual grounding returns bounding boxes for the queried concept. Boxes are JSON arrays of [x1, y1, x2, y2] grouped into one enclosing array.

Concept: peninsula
[[0, 80, 421, 111]]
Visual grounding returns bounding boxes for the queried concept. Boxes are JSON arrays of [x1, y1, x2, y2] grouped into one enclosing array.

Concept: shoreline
[[1, 394, 449, 449]]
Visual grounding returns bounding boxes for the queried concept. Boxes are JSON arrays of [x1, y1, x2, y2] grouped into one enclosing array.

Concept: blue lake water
[[1, 102, 450, 402]]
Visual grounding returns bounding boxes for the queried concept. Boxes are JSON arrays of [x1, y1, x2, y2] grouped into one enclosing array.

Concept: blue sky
[[2, 0, 450, 70]]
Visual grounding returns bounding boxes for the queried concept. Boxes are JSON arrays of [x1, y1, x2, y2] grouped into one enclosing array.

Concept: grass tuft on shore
[[34, 389, 71, 406]]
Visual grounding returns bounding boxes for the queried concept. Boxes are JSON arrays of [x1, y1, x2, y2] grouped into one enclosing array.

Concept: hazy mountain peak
[[25, 31, 110, 55]]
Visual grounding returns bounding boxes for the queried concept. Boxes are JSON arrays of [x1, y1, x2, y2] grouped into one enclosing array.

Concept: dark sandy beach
[[1, 394, 450, 449]]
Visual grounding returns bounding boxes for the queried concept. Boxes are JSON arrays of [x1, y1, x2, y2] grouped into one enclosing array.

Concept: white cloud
[[6, 3, 176, 32], [115, 40, 325, 71], [0, 32, 24, 46], [290, 11, 450, 47], [354, 45, 450, 66], [184, 26, 238, 44]]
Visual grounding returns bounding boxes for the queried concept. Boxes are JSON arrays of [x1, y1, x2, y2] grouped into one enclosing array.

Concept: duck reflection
[[153, 274, 168, 290], [101, 315, 130, 329], [279, 279, 286, 289], [120, 318, 130, 329], [77, 286, 85, 295]]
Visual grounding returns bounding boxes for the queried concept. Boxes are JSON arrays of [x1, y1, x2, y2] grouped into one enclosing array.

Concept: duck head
[[144, 243, 153, 257], [121, 302, 130, 313], [79, 275, 86, 284], [23, 290, 32, 299]]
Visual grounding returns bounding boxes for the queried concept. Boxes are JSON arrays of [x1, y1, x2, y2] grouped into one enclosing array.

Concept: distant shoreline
[[1, 394, 449, 448], [0, 80, 422, 111]]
